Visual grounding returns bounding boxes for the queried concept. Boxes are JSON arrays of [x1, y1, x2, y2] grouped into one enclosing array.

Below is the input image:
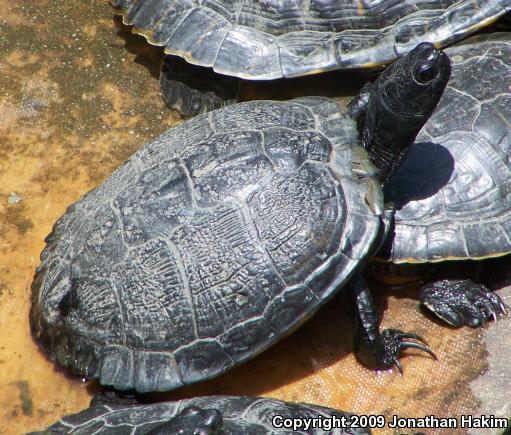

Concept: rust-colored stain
[[1, 1, 510, 434]]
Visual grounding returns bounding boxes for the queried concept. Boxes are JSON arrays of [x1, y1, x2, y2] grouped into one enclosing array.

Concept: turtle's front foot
[[420, 279, 506, 327], [350, 274, 436, 373]]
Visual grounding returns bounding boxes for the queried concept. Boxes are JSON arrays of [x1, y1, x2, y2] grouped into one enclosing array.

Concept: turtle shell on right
[[384, 33, 511, 263], [112, 0, 510, 79]]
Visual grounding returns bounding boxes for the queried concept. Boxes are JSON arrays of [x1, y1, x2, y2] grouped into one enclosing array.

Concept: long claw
[[393, 359, 403, 375], [397, 332, 429, 346], [499, 301, 507, 316], [489, 309, 497, 323], [401, 341, 437, 360]]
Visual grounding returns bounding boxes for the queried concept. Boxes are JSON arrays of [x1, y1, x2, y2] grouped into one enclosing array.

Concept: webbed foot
[[420, 279, 506, 327]]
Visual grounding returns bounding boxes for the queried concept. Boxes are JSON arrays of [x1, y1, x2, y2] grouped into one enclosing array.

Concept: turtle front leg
[[420, 279, 506, 327], [351, 274, 436, 373], [347, 81, 372, 129]]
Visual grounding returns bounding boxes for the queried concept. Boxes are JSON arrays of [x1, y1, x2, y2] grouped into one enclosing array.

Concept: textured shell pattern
[[30, 97, 380, 393], [386, 33, 511, 263], [31, 395, 370, 434], [111, 0, 510, 78]]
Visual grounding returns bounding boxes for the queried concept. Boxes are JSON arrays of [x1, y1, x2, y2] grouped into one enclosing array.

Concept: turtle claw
[[498, 300, 507, 316], [394, 331, 429, 345], [393, 359, 403, 375], [380, 328, 436, 372], [401, 341, 437, 360], [351, 274, 437, 373]]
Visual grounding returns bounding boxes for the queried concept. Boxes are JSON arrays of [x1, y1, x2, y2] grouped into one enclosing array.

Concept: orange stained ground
[[0, 1, 510, 434]]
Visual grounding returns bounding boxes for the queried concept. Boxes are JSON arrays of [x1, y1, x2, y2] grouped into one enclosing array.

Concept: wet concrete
[[0, 1, 510, 434]]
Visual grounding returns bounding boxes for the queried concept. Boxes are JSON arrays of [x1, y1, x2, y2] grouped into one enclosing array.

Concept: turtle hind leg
[[160, 56, 240, 117], [350, 274, 436, 373], [419, 279, 506, 327], [146, 406, 223, 435]]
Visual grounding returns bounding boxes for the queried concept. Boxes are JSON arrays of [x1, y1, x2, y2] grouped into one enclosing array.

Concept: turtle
[[29, 395, 371, 434], [111, 0, 511, 116], [369, 32, 511, 328], [30, 42, 449, 393]]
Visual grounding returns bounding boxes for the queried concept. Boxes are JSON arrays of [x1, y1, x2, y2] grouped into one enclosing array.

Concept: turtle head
[[381, 42, 451, 120], [361, 42, 450, 183]]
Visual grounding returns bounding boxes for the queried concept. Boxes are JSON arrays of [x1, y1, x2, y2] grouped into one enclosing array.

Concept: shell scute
[[112, 238, 195, 349], [170, 203, 284, 339], [165, 7, 229, 66], [218, 317, 274, 362], [263, 127, 332, 173], [174, 339, 232, 384], [247, 163, 342, 285], [211, 100, 316, 132]]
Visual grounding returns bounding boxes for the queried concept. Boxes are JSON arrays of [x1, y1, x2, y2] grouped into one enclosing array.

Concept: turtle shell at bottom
[[30, 395, 370, 434]]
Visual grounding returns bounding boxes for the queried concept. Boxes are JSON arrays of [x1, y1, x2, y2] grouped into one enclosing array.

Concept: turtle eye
[[414, 61, 438, 84]]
